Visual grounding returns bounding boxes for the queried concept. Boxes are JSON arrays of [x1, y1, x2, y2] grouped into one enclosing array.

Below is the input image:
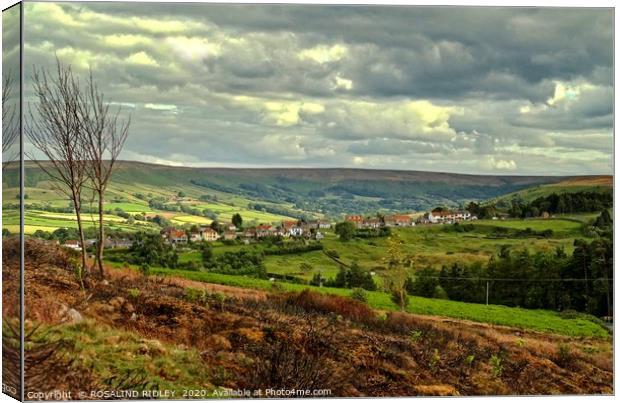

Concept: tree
[[348, 262, 377, 290], [79, 70, 130, 278], [130, 232, 178, 268], [334, 221, 356, 241], [594, 209, 612, 229], [411, 267, 439, 298], [382, 235, 410, 311], [201, 244, 214, 266], [232, 213, 243, 228], [25, 60, 90, 276], [210, 220, 222, 233]]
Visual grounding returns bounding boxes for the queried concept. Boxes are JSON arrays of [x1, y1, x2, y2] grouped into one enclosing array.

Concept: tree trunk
[[97, 189, 105, 278], [72, 191, 87, 274]]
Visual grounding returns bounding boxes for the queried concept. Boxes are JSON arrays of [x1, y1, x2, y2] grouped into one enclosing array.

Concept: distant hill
[[490, 176, 613, 207], [5, 161, 611, 217]]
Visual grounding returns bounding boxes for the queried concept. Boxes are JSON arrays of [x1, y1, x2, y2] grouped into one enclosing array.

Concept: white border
[[0, 1, 617, 403]]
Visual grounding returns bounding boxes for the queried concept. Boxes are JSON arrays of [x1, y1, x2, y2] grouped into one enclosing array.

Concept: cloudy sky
[[21, 2, 613, 175]]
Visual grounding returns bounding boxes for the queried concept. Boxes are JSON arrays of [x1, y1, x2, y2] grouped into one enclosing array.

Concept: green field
[[2, 209, 161, 234], [146, 218, 590, 283], [3, 180, 299, 235]]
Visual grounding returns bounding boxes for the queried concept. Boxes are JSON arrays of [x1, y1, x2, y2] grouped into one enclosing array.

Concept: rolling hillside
[[7, 161, 612, 212], [2, 161, 611, 233]]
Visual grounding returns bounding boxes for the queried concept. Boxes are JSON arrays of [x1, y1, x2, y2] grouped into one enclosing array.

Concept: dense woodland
[[412, 211, 613, 317], [466, 191, 613, 219], [508, 192, 613, 218]]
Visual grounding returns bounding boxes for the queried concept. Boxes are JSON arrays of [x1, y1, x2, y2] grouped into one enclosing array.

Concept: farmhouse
[[365, 218, 382, 229], [345, 215, 365, 228], [281, 220, 305, 237], [384, 214, 414, 227], [282, 220, 298, 230], [256, 224, 276, 238], [63, 240, 81, 251], [424, 210, 474, 224], [222, 230, 237, 240], [308, 220, 332, 229], [105, 238, 132, 249], [199, 227, 219, 242], [288, 225, 304, 237], [161, 228, 188, 245]]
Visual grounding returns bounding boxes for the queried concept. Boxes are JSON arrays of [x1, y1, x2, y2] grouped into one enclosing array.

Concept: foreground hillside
[[4, 239, 613, 397]]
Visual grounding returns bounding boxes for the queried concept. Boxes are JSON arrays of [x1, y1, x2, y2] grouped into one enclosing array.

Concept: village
[[156, 209, 479, 246], [59, 208, 481, 250]]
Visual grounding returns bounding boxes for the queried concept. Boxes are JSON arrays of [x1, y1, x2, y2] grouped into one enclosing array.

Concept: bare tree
[[25, 60, 90, 276], [2, 71, 19, 169], [79, 70, 130, 278]]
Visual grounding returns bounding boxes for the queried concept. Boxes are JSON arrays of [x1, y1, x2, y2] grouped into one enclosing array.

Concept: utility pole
[[486, 281, 489, 306]]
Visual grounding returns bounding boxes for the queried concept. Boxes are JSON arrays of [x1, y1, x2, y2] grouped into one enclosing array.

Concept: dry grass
[[10, 239, 614, 397]]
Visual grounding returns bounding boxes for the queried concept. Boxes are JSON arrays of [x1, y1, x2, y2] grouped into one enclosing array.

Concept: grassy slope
[[491, 177, 612, 204], [143, 267, 608, 338]]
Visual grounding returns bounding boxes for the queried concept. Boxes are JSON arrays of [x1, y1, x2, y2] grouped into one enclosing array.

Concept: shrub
[[285, 290, 376, 325], [350, 288, 368, 303], [489, 355, 503, 377], [429, 348, 441, 370], [139, 264, 150, 276], [185, 288, 207, 305], [127, 288, 141, 299], [410, 330, 423, 343], [555, 344, 574, 368]]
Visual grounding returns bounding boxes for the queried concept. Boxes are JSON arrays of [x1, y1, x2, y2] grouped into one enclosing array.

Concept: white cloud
[[321, 99, 463, 141], [298, 44, 348, 63], [102, 34, 153, 48], [126, 51, 159, 67], [144, 103, 178, 112], [165, 36, 221, 62], [333, 74, 353, 90], [480, 156, 517, 171]]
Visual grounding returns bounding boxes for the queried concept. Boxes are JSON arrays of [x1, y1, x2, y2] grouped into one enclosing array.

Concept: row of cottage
[[419, 210, 478, 224], [344, 210, 477, 229], [160, 219, 332, 245]]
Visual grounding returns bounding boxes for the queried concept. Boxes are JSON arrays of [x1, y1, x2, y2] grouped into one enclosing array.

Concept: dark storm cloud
[[21, 2, 613, 175]]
